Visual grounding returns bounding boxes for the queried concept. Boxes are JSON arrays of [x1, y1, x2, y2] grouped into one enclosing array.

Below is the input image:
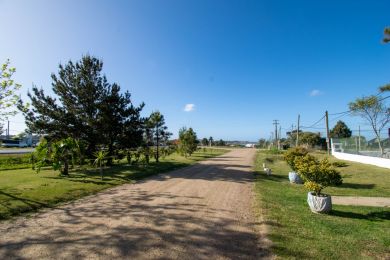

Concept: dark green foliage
[[383, 27, 390, 43], [330, 120, 352, 138], [299, 132, 322, 147], [288, 131, 323, 148], [208, 136, 214, 146], [201, 138, 209, 146], [178, 127, 198, 157], [33, 137, 80, 175], [147, 111, 171, 163], [216, 139, 226, 146], [19, 55, 144, 158], [379, 83, 390, 92]]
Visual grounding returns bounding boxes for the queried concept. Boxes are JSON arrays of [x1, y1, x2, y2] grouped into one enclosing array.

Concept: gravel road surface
[[0, 149, 270, 259]]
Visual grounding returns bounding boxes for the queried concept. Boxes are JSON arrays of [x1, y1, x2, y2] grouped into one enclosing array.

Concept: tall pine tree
[[20, 55, 144, 157]]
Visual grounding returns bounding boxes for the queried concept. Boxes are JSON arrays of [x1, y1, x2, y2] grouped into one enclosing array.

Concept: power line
[[328, 95, 389, 117], [304, 115, 325, 129]]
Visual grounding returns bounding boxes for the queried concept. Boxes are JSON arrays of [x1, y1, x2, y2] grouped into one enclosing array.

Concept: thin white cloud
[[184, 104, 195, 112], [309, 89, 323, 97]]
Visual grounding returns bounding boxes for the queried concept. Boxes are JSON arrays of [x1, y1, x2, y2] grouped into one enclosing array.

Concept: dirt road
[[0, 149, 269, 259]]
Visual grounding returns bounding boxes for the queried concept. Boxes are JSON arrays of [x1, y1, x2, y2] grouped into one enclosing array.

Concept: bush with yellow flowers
[[294, 154, 342, 195], [284, 146, 308, 171]]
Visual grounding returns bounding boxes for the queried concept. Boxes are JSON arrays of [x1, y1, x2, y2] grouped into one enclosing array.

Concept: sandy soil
[[0, 149, 271, 259], [332, 196, 390, 207]]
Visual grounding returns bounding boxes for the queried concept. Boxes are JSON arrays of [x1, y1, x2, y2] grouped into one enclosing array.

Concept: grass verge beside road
[[0, 148, 227, 220], [254, 150, 390, 259]]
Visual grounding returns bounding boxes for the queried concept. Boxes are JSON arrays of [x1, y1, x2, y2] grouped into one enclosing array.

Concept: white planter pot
[[288, 171, 303, 184], [307, 192, 332, 213]]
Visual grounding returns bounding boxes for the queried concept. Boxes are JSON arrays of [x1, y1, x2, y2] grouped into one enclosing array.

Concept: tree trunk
[[100, 165, 103, 180], [107, 142, 114, 166], [376, 134, 384, 156], [156, 126, 159, 163], [63, 159, 69, 176]]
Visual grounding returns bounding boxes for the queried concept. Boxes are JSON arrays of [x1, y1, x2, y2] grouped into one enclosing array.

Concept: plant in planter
[[284, 147, 308, 184], [295, 155, 343, 213]]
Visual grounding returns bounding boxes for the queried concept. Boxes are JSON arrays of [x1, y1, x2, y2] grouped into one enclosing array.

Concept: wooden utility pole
[[279, 125, 282, 149], [325, 111, 331, 155], [358, 125, 361, 153], [296, 115, 300, 147], [273, 120, 279, 148]]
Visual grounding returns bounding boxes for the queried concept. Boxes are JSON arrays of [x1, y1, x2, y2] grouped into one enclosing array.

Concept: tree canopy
[[1, 59, 21, 126], [178, 127, 198, 157], [383, 27, 390, 43], [19, 55, 144, 156], [349, 95, 390, 155], [330, 120, 352, 138], [147, 111, 170, 162]]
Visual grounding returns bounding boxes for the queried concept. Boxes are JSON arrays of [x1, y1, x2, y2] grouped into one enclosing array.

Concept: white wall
[[332, 151, 390, 169]]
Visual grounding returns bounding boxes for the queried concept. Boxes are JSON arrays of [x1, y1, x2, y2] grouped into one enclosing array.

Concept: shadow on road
[[0, 151, 269, 259]]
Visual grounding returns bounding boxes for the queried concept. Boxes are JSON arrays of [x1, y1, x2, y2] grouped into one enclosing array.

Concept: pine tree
[[20, 55, 144, 157], [330, 121, 352, 138], [148, 111, 170, 162]]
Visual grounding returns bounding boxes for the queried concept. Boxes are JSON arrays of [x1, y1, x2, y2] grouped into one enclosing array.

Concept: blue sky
[[1, 0, 389, 141]]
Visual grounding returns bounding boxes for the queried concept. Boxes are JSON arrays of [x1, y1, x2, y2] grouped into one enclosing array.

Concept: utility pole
[[296, 115, 300, 147], [279, 125, 282, 149], [325, 111, 330, 155], [358, 125, 361, 153], [7, 120, 10, 139], [273, 120, 279, 149]]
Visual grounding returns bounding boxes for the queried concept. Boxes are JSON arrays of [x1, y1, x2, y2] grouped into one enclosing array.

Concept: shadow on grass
[[254, 172, 288, 183], [330, 209, 390, 221], [341, 183, 376, 189], [42, 161, 191, 185], [0, 190, 49, 219], [0, 191, 47, 208]]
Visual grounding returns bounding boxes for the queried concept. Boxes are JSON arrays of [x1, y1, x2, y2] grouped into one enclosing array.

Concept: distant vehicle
[[1, 139, 29, 148]]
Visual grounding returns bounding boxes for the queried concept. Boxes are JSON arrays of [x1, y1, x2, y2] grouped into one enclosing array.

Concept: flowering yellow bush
[[295, 155, 342, 195], [284, 147, 308, 171]]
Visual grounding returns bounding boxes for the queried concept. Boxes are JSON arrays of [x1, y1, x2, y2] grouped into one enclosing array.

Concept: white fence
[[331, 139, 390, 169]]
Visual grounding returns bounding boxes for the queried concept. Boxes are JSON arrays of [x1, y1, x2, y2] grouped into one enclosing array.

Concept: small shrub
[[295, 154, 342, 195], [265, 157, 274, 163], [284, 147, 308, 171]]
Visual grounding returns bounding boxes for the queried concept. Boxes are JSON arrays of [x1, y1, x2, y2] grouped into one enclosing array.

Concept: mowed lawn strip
[[254, 150, 390, 259], [312, 151, 390, 197], [0, 148, 227, 220]]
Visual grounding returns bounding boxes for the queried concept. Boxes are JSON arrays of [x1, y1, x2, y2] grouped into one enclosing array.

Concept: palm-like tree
[[93, 150, 109, 180], [51, 138, 79, 175]]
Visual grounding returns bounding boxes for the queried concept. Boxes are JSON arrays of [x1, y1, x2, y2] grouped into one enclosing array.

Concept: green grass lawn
[[0, 148, 227, 220], [312, 151, 390, 197], [254, 150, 390, 259], [0, 153, 31, 171]]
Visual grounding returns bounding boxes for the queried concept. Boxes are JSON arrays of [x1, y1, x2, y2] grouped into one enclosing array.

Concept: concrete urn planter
[[307, 192, 332, 213], [288, 171, 303, 184]]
